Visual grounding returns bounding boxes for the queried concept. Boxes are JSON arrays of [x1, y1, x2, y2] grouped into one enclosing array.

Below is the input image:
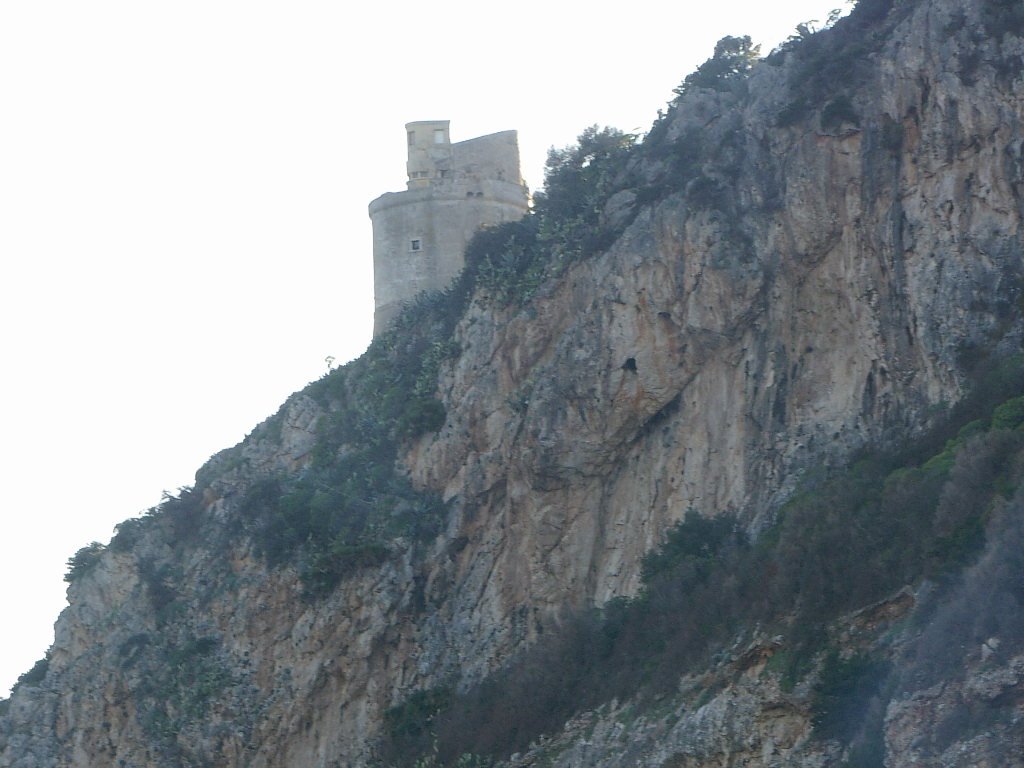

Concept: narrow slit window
[[410, 239, 422, 252]]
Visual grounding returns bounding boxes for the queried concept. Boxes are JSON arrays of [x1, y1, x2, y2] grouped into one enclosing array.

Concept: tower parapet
[[368, 122, 529, 335]]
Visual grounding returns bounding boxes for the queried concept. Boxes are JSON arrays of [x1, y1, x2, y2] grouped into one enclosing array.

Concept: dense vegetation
[[673, 35, 761, 96], [771, 0, 905, 127], [124, 633, 239, 758], [60, 301, 456, 598], [218, 299, 468, 596], [380, 354, 1024, 766]]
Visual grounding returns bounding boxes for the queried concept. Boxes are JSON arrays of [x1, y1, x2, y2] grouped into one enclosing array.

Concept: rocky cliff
[[4, 0, 1024, 765]]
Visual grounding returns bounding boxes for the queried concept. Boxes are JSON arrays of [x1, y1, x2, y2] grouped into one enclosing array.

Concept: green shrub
[[397, 398, 447, 439], [821, 95, 859, 129], [109, 517, 147, 553], [535, 126, 636, 230], [673, 36, 761, 96], [776, 96, 812, 127], [132, 633, 235, 752], [773, 0, 899, 127], [850, 0, 896, 25], [640, 510, 742, 585], [812, 650, 890, 743], [16, 656, 49, 687], [64, 542, 105, 583], [2, 655, 52, 712], [764, 648, 816, 693], [241, 449, 446, 595], [386, 686, 454, 740], [302, 542, 391, 596], [118, 633, 151, 669], [136, 558, 180, 625], [159, 486, 204, 543], [464, 219, 545, 306], [532, 126, 638, 263], [902, 501, 1024, 759], [990, 394, 1024, 430]]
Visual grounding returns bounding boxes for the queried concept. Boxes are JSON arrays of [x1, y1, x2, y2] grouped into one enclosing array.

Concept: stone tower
[[368, 121, 530, 335]]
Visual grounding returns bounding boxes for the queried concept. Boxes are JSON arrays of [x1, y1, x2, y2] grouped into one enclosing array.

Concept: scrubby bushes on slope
[[380, 355, 1024, 765]]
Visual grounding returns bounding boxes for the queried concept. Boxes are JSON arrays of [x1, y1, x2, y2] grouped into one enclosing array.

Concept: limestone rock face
[[406, 0, 1024, 675], [502, 640, 834, 768], [3, 0, 1024, 765], [885, 656, 1024, 768]]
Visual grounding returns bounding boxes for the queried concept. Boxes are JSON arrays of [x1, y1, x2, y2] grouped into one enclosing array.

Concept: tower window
[[434, 128, 445, 144], [408, 131, 415, 146], [410, 239, 422, 252]]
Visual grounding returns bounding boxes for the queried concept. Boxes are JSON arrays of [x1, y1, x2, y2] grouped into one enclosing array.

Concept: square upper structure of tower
[[368, 121, 530, 336], [404, 120, 524, 190]]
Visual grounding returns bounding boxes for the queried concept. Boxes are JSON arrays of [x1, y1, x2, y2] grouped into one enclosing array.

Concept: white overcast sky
[[0, 0, 851, 696]]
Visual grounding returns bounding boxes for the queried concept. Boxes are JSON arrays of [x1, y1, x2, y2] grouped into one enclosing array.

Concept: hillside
[[4, 0, 1024, 765]]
